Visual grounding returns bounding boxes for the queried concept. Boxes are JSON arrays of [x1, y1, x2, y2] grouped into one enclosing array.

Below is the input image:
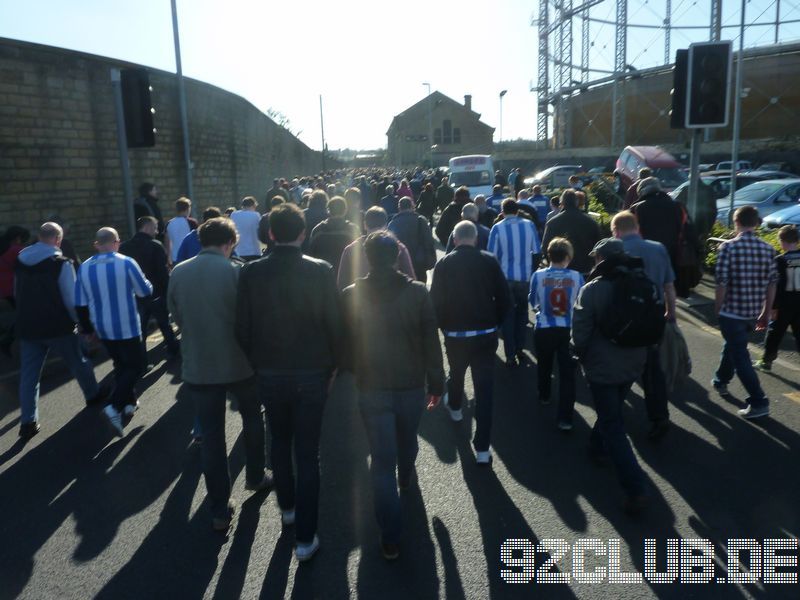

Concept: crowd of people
[[2, 164, 798, 564]]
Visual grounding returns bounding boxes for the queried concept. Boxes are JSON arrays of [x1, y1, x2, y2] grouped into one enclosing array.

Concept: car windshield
[[450, 170, 491, 187], [652, 168, 687, 188], [730, 182, 785, 203]]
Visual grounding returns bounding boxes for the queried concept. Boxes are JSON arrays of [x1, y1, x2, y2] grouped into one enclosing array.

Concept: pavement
[[1, 274, 799, 599]]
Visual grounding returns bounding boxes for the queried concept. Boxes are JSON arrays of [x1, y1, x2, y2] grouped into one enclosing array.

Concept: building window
[[443, 120, 452, 144], [434, 128, 442, 144], [453, 128, 461, 144]]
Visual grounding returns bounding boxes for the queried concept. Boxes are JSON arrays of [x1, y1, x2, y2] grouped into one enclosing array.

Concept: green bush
[[704, 222, 783, 273]]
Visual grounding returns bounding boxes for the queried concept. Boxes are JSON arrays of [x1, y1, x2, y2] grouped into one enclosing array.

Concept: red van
[[614, 146, 687, 194]]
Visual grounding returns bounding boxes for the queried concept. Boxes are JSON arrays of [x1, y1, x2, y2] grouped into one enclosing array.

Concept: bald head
[[94, 227, 121, 252], [39, 222, 63, 246], [461, 203, 479, 223], [453, 220, 478, 247]]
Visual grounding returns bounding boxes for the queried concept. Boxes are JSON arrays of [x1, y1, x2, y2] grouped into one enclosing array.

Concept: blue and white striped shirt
[[488, 216, 541, 282], [75, 252, 153, 340], [529, 267, 584, 329]]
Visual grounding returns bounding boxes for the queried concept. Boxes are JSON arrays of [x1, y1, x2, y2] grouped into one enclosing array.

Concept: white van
[[448, 155, 494, 199]]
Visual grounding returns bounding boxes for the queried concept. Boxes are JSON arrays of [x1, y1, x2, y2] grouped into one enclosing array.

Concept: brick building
[[386, 92, 494, 167]]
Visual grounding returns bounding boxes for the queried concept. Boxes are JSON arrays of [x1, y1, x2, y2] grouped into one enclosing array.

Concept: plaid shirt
[[716, 231, 778, 320]]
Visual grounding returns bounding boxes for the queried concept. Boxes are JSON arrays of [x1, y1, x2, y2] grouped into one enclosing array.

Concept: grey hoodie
[[17, 242, 77, 322]]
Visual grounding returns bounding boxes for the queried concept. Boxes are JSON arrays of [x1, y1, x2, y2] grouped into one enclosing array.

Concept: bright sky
[[1, 0, 797, 150]]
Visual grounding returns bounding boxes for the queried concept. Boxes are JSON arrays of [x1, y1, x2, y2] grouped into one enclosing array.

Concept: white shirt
[[230, 210, 262, 257], [166, 216, 191, 262]]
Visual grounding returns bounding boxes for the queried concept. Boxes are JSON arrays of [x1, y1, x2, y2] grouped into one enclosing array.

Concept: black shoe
[[647, 419, 670, 442], [623, 494, 649, 515], [398, 467, 416, 492], [19, 421, 40, 440], [506, 357, 519, 368], [381, 540, 400, 561], [539, 395, 551, 405], [516, 350, 527, 363]]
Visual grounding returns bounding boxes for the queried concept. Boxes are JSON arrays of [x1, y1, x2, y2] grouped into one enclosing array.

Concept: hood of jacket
[[355, 267, 412, 302], [18, 242, 61, 266]]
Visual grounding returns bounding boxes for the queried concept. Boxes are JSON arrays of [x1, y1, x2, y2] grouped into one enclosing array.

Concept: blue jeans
[[588, 381, 646, 498], [444, 334, 497, 451], [186, 377, 266, 519], [19, 334, 99, 424], [259, 371, 328, 545], [714, 316, 767, 406], [502, 281, 529, 358], [359, 388, 426, 544]]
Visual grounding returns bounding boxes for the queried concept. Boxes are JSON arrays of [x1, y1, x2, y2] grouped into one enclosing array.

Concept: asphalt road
[[1, 296, 799, 600]]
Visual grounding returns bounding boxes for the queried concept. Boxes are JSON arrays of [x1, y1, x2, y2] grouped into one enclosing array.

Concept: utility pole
[[319, 94, 327, 172], [110, 69, 135, 237], [728, 0, 746, 226], [423, 82, 433, 168], [499, 90, 507, 143], [170, 0, 194, 205]]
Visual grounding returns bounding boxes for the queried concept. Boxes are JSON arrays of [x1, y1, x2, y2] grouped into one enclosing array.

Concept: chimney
[[464, 94, 472, 111]]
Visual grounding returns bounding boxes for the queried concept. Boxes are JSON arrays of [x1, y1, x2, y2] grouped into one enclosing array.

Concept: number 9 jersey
[[529, 266, 585, 329]]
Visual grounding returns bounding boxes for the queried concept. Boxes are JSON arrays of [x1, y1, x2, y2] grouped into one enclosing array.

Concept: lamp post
[[423, 82, 433, 168], [499, 90, 507, 143]]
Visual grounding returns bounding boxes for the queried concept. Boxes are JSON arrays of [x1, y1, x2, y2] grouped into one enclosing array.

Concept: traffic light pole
[[111, 68, 136, 238], [688, 128, 702, 225]]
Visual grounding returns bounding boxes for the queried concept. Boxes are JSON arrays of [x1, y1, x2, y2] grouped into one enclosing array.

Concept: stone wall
[[0, 37, 322, 255]]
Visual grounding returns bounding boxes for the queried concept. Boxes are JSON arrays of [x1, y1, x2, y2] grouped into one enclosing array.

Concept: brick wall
[[0, 37, 322, 256]]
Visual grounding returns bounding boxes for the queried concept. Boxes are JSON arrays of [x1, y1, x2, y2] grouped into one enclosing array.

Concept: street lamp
[[499, 90, 507, 143], [423, 82, 433, 168]]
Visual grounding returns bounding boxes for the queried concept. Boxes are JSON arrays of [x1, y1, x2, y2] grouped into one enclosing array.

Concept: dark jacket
[[477, 207, 498, 229], [435, 201, 467, 246], [133, 196, 164, 236], [631, 191, 684, 261], [416, 188, 437, 219], [379, 194, 399, 217], [235, 245, 342, 372], [342, 268, 444, 395], [14, 247, 76, 340], [388, 211, 435, 271], [119, 232, 169, 297], [308, 217, 360, 273], [435, 183, 454, 211], [445, 223, 490, 253], [302, 205, 329, 252], [430, 245, 510, 332], [541, 207, 601, 274]]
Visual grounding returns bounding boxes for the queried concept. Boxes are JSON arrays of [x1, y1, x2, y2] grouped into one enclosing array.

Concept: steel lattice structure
[[531, 0, 799, 147]]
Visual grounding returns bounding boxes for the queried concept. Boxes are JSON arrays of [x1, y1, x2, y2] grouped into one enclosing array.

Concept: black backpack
[[598, 259, 665, 347]]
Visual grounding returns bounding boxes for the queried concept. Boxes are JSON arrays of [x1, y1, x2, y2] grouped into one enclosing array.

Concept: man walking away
[[571, 238, 649, 513], [436, 186, 471, 247], [435, 176, 454, 212], [338, 207, 415, 290], [631, 177, 685, 270], [169, 217, 271, 532], [755, 225, 800, 371], [474, 195, 498, 229], [541, 189, 600, 276], [529, 238, 583, 430], [176, 207, 222, 264], [612, 211, 676, 440], [713, 206, 777, 419], [230, 196, 263, 261], [431, 221, 510, 464], [120, 217, 179, 359], [388, 196, 436, 282], [342, 232, 444, 560], [309, 196, 361, 275], [486, 184, 506, 212], [165, 197, 196, 265], [488, 199, 541, 367], [236, 204, 342, 562], [379, 185, 399, 219], [75, 228, 152, 437], [15, 222, 102, 439], [445, 203, 490, 252]]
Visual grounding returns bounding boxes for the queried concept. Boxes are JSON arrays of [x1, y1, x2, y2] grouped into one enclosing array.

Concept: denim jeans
[[714, 316, 767, 406], [101, 337, 146, 412], [186, 377, 265, 519], [358, 388, 426, 545], [533, 327, 576, 423], [501, 281, 530, 358], [642, 345, 669, 422], [588, 381, 646, 498], [444, 334, 497, 452], [259, 370, 328, 545], [19, 334, 99, 424], [137, 296, 178, 354]]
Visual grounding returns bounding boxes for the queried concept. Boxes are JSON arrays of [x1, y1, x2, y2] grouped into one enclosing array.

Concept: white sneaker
[[295, 534, 320, 562], [103, 405, 124, 437], [123, 401, 139, 418], [281, 509, 296, 526], [475, 450, 492, 465], [443, 393, 463, 422]]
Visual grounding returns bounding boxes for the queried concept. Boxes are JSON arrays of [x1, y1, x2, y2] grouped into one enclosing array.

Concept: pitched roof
[[387, 91, 494, 135]]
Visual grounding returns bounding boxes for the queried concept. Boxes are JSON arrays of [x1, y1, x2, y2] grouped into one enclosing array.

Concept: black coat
[[119, 232, 169, 297], [541, 207, 601, 274], [435, 201, 467, 246], [631, 192, 685, 261]]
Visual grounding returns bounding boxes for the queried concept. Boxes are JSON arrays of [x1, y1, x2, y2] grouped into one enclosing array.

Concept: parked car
[[523, 165, 583, 189], [763, 203, 800, 228], [670, 171, 797, 201], [615, 146, 686, 194], [716, 179, 800, 224], [758, 162, 794, 173], [717, 160, 753, 171]]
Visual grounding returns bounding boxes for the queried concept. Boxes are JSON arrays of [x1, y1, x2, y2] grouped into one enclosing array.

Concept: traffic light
[[669, 49, 688, 129], [685, 41, 732, 128], [121, 69, 156, 147]]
